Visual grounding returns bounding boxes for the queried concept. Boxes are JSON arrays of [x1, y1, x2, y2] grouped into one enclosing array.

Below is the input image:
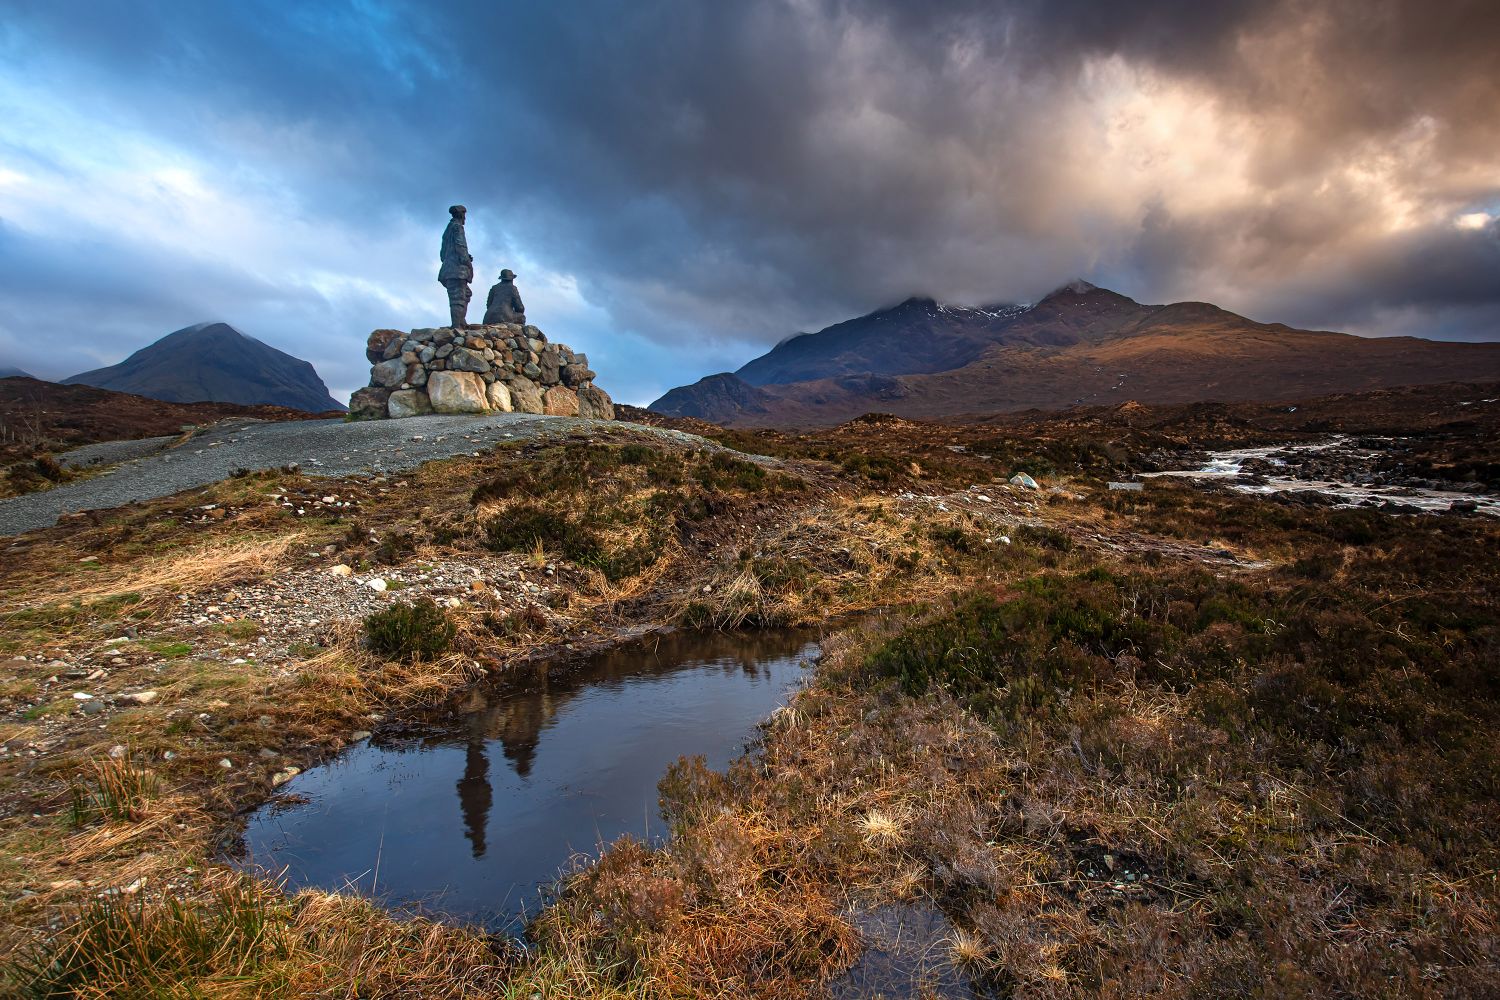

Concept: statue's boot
[[450, 306, 468, 331]]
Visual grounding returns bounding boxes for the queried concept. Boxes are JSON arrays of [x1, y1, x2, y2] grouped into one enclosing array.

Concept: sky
[[0, 0, 1496, 406]]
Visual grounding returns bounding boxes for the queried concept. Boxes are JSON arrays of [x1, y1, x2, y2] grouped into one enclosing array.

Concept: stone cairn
[[349, 324, 613, 421]]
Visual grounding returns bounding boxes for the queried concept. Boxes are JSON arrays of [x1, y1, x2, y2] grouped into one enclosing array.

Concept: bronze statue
[[483, 268, 526, 325], [439, 205, 474, 329]]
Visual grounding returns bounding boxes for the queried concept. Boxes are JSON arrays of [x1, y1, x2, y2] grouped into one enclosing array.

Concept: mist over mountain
[[64, 323, 343, 414], [652, 283, 1500, 426]]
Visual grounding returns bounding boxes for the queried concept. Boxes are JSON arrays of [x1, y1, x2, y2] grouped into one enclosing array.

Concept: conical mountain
[[64, 322, 343, 413]]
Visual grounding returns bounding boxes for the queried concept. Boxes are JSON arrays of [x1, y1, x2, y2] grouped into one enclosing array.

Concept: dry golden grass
[[15, 532, 306, 618]]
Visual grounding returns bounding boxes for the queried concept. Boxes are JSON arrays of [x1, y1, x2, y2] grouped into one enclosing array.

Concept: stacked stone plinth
[[349, 324, 614, 421]]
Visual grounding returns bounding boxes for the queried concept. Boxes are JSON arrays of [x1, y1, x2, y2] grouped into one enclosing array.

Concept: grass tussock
[[11, 874, 294, 1000], [9, 873, 507, 1000], [69, 750, 161, 827]]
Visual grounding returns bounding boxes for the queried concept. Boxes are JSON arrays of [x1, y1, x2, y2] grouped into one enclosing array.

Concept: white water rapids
[[1141, 436, 1500, 516]]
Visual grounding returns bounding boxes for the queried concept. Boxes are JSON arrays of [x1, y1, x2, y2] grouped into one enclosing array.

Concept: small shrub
[[32, 454, 67, 483], [1015, 524, 1075, 552], [928, 524, 973, 553], [482, 605, 548, 636], [695, 452, 769, 492], [375, 529, 416, 565], [363, 598, 455, 661], [840, 454, 904, 482]]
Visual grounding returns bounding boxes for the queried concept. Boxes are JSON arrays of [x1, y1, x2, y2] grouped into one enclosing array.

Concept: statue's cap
[[499, 268, 517, 280], [449, 204, 466, 216]]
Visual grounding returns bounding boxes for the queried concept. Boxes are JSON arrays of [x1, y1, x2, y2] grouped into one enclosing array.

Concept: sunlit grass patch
[[141, 639, 193, 658], [860, 808, 905, 847]]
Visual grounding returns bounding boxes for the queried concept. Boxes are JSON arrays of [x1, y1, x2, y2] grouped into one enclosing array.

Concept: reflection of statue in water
[[482, 269, 526, 326], [455, 691, 492, 859], [493, 691, 547, 778], [439, 205, 475, 329]]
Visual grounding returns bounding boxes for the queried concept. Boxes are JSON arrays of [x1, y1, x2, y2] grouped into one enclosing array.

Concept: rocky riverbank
[[1145, 435, 1500, 515]]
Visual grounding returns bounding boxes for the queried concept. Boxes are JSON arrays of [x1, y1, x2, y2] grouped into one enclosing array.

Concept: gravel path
[[0, 414, 717, 537]]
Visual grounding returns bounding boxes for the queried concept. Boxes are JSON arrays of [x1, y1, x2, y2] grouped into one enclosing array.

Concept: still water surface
[[240, 629, 818, 930]]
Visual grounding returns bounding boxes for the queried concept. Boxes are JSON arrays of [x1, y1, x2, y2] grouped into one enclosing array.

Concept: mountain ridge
[[652, 283, 1500, 426]]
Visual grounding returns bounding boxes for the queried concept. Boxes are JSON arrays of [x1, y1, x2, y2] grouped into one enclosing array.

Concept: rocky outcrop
[[352, 324, 614, 421]]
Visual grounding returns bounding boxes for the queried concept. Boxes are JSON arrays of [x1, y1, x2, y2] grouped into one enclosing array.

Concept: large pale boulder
[[486, 381, 513, 412], [387, 388, 433, 418], [349, 386, 390, 420], [577, 384, 614, 420], [427, 371, 489, 414], [543, 385, 580, 416], [509, 379, 545, 414]]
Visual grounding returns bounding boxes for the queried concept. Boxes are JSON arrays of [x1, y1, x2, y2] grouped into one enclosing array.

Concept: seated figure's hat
[[449, 204, 466, 215], [499, 268, 517, 280]]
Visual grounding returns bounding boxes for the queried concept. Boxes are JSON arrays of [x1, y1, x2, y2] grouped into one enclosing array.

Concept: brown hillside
[[0, 376, 338, 460]]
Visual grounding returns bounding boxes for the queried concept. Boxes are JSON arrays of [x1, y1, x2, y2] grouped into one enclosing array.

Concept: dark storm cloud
[[0, 0, 1496, 404]]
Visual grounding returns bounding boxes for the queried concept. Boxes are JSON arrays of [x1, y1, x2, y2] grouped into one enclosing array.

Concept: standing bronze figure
[[482, 268, 527, 325], [439, 205, 474, 329]]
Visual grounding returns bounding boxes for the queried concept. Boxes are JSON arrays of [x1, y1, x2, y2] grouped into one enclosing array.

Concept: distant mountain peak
[[64, 321, 343, 413]]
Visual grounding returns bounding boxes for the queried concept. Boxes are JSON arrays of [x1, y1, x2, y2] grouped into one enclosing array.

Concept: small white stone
[[365, 578, 388, 592], [218, 758, 233, 769]]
